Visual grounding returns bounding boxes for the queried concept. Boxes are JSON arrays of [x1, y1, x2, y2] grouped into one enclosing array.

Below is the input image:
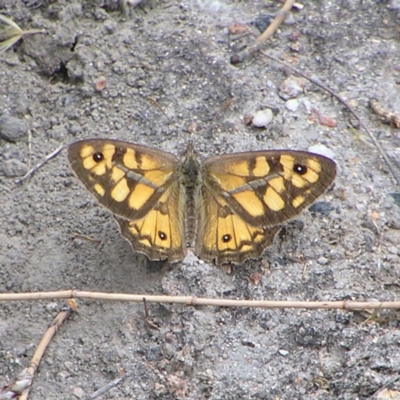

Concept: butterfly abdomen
[[181, 150, 203, 249]]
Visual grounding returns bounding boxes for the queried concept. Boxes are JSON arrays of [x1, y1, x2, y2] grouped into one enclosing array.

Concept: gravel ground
[[1, 1, 400, 399]]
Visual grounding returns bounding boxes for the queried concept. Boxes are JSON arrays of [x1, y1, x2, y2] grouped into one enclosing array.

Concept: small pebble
[[388, 246, 398, 255], [279, 77, 304, 100], [243, 114, 253, 125], [317, 257, 329, 265], [387, 0, 400, 10], [252, 109, 273, 127], [0, 116, 28, 142], [284, 13, 296, 25], [2, 159, 28, 177], [72, 387, 86, 399], [308, 144, 335, 159], [285, 99, 299, 112], [153, 383, 168, 396], [300, 98, 312, 113], [278, 349, 289, 356], [382, 196, 394, 209]]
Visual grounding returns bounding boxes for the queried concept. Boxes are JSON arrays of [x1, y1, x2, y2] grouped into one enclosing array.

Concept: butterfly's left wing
[[68, 139, 186, 262], [196, 150, 336, 264]]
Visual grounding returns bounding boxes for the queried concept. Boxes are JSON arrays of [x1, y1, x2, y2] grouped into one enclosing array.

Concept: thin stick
[[367, 376, 400, 399], [14, 145, 64, 185], [143, 297, 159, 330], [0, 290, 400, 310], [148, 96, 170, 122], [0, 305, 73, 399], [82, 371, 135, 400], [230, 0, 296, 64], [261, 52, 400, 187]]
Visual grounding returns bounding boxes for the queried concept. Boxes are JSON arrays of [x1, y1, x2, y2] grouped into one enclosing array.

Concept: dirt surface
[[1, 1, 400, 399]]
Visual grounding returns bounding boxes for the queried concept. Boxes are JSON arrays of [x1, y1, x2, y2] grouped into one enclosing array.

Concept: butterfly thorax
[[180, 145, 202, 248]]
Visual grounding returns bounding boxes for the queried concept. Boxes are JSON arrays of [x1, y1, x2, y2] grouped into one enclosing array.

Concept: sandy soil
[[1, 1, 400, 399]]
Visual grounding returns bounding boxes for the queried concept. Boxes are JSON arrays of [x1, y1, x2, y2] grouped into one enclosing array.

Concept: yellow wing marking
[[128, 183, 155, 210], [253, 156, 271, 176], [81, 144, 115, 175], [143, 170, 172, 186], [264, 187, 285, 211], [111, 179, 130, 202], [93, 184, 105, 197], [268, 177, 285, 194], [123, 148, 139, 169], [110, 167, 125, 183], [232, 191, 265, 217], [292, 195, 305, 208], [215, 175, 247, 191], [222, 160, 250, 176], [280, 154, 321, 187]]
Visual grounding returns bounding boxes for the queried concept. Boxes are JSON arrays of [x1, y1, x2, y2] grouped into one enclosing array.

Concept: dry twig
[[369, 98, 400, 129], [230, 0, 296, 64], [0, 290, 400, 310], [14, 145, 64, 185], [148, 96, 171, 122], [82, 371, 135, 400], [0, 304, 74, 400]]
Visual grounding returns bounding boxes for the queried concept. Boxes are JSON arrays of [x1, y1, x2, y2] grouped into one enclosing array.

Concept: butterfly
[[68, 139, 336, 265]]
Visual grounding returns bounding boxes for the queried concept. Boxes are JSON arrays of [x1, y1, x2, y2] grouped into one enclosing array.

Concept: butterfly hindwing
[[195, 186, 281, 264], [115, 180, 186, 262]]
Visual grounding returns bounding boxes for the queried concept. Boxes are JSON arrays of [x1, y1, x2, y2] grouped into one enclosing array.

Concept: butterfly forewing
[[203, 150, 336, 228], [68, 139, 179, 221]]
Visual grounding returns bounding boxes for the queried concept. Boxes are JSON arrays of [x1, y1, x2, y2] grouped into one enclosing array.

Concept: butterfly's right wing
[[195, 150, 336, 264]]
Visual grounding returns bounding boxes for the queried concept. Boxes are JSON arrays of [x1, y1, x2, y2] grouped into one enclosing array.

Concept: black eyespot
[[92, 152, 104, 162], [222, 234, 231, 243], [294, 163, 307, 175], [158, 231, 167, 241]]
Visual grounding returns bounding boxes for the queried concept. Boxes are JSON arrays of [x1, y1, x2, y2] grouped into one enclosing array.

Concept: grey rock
[[2, 159, 28, 177], [0, 116, 28, 142]]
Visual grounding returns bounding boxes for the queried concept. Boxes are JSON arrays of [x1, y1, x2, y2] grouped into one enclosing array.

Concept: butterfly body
[[68, 139, 336, 265]]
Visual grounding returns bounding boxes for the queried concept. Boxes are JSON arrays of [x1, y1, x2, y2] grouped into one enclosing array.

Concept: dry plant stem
[[82, 371, 135, 400], [1, 290, 400, 310], [0, 14, 45, 53], [0, 307, 72, 400], [261, 52, 400, 187], [148, 96, 170, 122], [19, 308, 72, 400], [367, 377, 400, 399], [143, 297, 160, 330], [14, 144, 64, 185], [369, 98, 400, 128], [230, 0, 296, 64]]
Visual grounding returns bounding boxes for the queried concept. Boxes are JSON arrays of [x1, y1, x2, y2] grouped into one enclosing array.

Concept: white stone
[[285, 99, 299, 112], [252, 109, 273, 127], [308, 144, 335, 159]]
